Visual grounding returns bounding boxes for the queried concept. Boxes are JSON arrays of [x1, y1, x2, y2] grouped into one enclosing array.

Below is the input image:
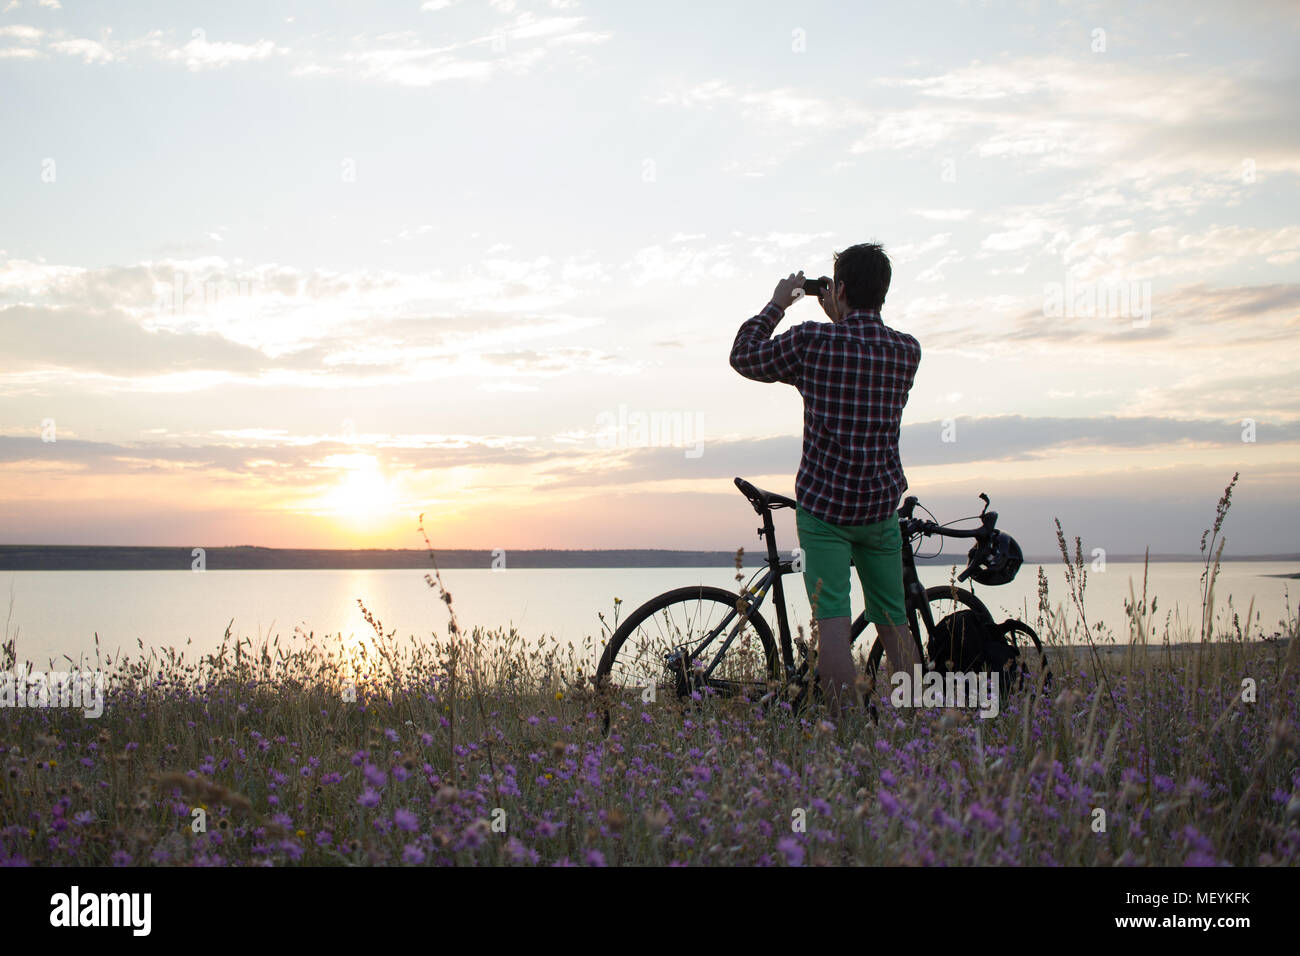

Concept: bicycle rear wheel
[[996, 618, 1051, 695], [860, 585, 1049, 697], [594, 585, 779, 731], [858, 584, 989, 685]]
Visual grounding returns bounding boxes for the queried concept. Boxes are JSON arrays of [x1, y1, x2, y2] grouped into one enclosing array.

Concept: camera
[[801, 276, 830, 298]]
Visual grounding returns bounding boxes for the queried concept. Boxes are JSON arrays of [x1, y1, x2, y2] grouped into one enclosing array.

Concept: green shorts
[[795, 505, 907, 625]]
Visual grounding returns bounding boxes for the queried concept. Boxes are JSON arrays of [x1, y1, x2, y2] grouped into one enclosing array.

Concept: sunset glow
[[317, 455, 398, 522], [0, 1, 1296, 556]]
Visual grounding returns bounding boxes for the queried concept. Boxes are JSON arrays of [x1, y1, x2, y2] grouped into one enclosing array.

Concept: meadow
[[2, 481, 1297, 867]]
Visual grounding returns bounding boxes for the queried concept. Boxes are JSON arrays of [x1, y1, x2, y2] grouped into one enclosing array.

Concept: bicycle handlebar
[[907, 519, 992, 539], [735, 478, 997, 541], [899, 500, 998, 540]]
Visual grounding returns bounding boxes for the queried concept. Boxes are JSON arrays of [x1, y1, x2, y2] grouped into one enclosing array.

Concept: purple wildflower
[[461, 823, 487, 850], [776, 837, 804, 867], [506, 838, 539, 864], [402, 844, 426, 864], [968, 803, 1000, 830]]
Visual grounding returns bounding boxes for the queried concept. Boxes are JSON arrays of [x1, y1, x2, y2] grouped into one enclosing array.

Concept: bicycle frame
[[595, 478, 1046, 724], [681, 487, 999, 690], [681, 501, 799, 688], [684, 491, 907, 688]]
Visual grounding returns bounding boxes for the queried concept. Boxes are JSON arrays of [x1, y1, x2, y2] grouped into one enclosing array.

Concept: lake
[[3, 561, 1296, 669]]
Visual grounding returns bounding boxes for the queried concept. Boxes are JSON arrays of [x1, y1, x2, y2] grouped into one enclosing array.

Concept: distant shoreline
[[1, 545, 1297, 572]]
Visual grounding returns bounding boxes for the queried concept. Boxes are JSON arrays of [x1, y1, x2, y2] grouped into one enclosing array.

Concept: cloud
[[1127, 369, 1300, 420], [4, 233, 1260, 390], [1, 27, 285, 70], [0, 24, 42, 41], [298, 9, 610, 87], [914, 251, 964, 284], [0, 254, 619, 386], [657, 54, 1300, 206], [506, 13, 585, 40], [532, 414, 1300, 490], [980, 221, 1051, 254], [0, 433, 552, 478], [0, 7, 609, 83], [650, 79, 737, 109], [338, 47, 494, 86], [1061, 225, 1300, 281], [904, 278, 1299, 358], [0, 305, 274, 376], [479, 346, 619, 376], [30, 411, 1283, 492], [746, 231, 836, 265], [47, 36, 115, 63], [896, 414, 1300, 466], [623, 241, 741, 286], [890, 233, 951, 263], [165, 33, 281, 71]]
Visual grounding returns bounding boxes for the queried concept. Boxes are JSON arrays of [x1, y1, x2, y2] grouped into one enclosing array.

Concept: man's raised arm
[[729, 272, 808, 385]]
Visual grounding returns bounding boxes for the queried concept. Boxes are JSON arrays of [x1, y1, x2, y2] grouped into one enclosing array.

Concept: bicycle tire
[[859, 584, 991, 681], [996, 618, 1052, 694], [860, 585, 1049, 695], [594, 585, 779, 730]]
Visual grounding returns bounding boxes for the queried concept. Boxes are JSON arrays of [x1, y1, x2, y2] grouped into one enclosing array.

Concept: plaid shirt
[[729, 300, 921, 525]]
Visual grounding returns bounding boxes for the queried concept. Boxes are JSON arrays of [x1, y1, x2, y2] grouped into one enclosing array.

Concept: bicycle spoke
[[596, 587, 779, 719]]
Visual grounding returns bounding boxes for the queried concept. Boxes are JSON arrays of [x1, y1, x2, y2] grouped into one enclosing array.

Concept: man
[[729, 243, 921, 716]]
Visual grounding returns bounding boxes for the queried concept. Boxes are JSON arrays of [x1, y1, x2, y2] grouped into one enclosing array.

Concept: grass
[[1, 477, 1297, 866]]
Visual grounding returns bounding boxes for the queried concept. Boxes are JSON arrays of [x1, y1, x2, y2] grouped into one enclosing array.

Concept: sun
[[322, 454, 397, 520]]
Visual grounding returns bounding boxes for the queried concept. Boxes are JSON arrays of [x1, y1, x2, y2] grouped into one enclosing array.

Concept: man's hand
[[769, 271, 805, 312], [818, 278, 842, 323]]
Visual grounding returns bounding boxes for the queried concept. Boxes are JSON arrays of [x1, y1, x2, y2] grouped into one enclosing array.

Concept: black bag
[[927, 609, 1021, 691]]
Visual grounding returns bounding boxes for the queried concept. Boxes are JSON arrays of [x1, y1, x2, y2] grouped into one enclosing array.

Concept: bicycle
[[593, 476, 1050, 730]]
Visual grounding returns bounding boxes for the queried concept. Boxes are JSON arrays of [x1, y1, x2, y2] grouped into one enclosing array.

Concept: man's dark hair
[[832, 243, 891, 311]]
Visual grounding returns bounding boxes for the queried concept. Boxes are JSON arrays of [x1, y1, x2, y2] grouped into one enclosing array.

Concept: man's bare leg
[[815, 616, 859, 716], [876, 622, 921, 685]]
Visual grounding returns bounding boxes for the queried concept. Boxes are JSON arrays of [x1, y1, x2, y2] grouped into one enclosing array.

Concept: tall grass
[[0, 477, 1296, 866]]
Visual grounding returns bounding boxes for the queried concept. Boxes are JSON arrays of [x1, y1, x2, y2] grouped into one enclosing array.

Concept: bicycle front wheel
[[594, 585, 779, 726]]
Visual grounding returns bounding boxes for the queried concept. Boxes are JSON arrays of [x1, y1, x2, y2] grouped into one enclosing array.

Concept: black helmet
[[964, 530, 1023, 586]]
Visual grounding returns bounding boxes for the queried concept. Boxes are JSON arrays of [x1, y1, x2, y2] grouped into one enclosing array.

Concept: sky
[[1, 0, 1297, 559]]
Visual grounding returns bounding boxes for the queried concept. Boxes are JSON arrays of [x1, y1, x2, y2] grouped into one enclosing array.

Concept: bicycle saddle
[[734, 477, 797, 514]]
